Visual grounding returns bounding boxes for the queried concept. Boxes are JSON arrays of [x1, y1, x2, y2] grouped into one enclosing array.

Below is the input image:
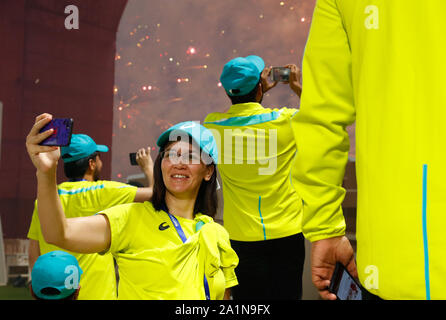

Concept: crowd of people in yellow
[[25, 0, 446, 301]]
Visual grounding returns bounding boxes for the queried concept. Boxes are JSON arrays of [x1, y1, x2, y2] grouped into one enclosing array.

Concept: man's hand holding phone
[[329, 262, 362, 300], [311, 235, 358, 300]]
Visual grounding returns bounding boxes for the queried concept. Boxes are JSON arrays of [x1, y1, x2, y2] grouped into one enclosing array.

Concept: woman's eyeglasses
[[161, 149, 202, 164]]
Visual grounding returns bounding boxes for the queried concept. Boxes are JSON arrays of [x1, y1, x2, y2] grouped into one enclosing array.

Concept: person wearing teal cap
[[25, 115, 239, 300], [27, 128, 155, 300], [61, 134, 109, 163], [220, 55, 267, 97], [30, 251, 83, 300], [156, 121, 218, 165], [204, 55, 304, 300]]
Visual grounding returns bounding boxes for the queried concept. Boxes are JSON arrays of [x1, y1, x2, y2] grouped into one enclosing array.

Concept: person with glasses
[[25, 114, 239, 300]]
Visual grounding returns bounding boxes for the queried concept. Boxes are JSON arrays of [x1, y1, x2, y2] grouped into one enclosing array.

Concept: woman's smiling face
[[161, 140, 214, 199]]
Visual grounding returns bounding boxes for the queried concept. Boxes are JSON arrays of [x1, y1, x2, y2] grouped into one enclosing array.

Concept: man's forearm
[[291, 84, 302, 97]]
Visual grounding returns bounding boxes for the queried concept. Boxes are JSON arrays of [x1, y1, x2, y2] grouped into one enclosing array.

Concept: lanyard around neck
[[164, 208, 211, 300], [167, 212, 188, 243]]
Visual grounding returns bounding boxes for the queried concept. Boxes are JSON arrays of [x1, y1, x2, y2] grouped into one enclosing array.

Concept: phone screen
[[329, 262, 362, 300], [271, 67, 290, 82], [129, 152, 138, 166]]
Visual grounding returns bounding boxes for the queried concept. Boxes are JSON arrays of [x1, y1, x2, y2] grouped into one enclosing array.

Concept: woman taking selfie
[[26, 113, 238, 300]]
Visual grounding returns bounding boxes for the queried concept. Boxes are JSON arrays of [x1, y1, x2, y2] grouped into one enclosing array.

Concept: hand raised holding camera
[[26, 113, 61, 175], [136, 147, 154, 170], [136, 147, 154, 188], [260, 66, 279, 93], [284, 64, 302, 97]]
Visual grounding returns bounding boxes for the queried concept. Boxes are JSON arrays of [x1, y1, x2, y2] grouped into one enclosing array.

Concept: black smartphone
[[39, 118, 74, 147], [129, 152, 138, 166], [271, 67, 290, 82], [329, 262, 363, 300]]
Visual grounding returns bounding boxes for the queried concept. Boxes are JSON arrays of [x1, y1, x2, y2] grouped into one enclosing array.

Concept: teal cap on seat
[[61, 134, 109, 163]]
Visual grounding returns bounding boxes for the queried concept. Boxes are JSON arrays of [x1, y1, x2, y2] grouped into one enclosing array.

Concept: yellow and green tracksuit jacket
[[205, 103, 303, 242], [294, 0, 446, 299]]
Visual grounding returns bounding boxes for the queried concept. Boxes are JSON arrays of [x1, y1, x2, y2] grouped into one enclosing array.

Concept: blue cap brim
[[96, 145, 109, 153], [35, 288, 77, 300]]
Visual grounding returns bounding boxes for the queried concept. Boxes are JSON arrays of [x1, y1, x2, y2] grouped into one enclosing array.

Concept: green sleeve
[[292, 0, 355, 242]]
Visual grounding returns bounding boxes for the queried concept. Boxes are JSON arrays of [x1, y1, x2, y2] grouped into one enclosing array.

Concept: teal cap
[[156, 121, 218, 165], [220, 55, 265, 96], [61, 134, 109, 163], [31, 251, 83, 300]]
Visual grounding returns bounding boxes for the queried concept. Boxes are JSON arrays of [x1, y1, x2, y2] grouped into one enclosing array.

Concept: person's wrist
[[139, 164, 150, 172], [36, 168, 57, 181], [140, 164, 151, 173], [144, 168, 153, 178], [291, 84, 302, 96], [312, 234, 345, 246]]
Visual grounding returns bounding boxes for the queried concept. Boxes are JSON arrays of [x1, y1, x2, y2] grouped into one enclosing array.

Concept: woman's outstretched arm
[[26, 113, 111, 254]]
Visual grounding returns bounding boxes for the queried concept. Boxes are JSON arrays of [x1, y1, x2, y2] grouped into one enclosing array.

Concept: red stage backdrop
[[0, 0, 127, 238]]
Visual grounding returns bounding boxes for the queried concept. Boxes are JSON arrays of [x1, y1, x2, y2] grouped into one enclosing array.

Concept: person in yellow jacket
[[27, 133, 154, 300], [25, 113, 238, 300], [204, 55, 304, 299], [294, 0, 446, 300]]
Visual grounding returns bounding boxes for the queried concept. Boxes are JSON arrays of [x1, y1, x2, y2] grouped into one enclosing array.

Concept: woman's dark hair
[[63, 152, 99, 181], [228, 80, 261, 105], [151, 138, 218, 218]]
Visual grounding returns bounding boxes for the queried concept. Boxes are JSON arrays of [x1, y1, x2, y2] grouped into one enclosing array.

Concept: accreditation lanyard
[[166, 212, 211, 300]]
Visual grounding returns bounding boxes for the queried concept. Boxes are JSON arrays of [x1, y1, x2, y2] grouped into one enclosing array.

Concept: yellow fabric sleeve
[[293, 0, 355, 242]]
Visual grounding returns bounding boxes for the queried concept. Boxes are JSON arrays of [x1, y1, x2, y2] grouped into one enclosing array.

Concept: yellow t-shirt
[[27, 180, 137, 300], [100, 201, 238, 300], [204, 102, 303, 241]]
